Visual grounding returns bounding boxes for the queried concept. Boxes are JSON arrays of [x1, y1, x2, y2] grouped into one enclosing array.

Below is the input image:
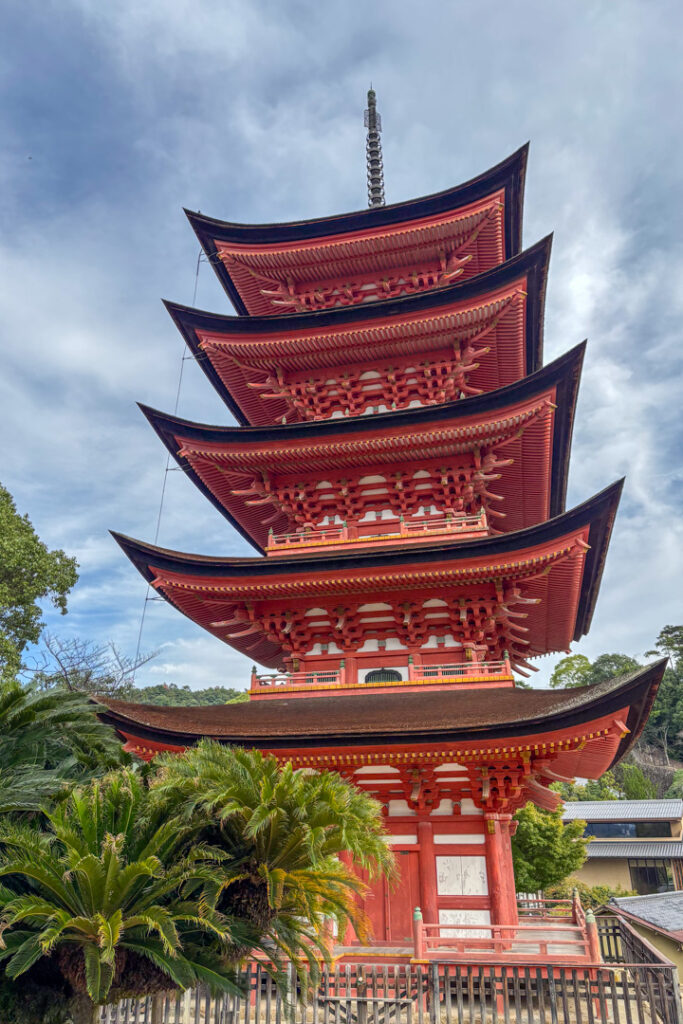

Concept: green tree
[[128, 684, 247, 706], [552, 771, 619, 802], [0, 681, 124, 813], [615, 763, 657, 800], [549, 654, 593, 689], [665, 770, 683, 798], [550, 652, 641, 690], [544, 878, 636, 910], [642, 626, 683, 760], [151, 742, 395, 957], [511, 803, 587, 893], [0, 769, 242, 1024], [0, 485, 78, 682], [584, 653, 641, 685]]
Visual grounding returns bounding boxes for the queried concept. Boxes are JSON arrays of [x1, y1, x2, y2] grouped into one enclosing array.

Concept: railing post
[[668, 966, 683, 1024], [408, 654, 414, 681], [413, 906, 425, 960], [251, 665, 259, 689], [585, 909, 602, 962], [339, 659, 346, 686]]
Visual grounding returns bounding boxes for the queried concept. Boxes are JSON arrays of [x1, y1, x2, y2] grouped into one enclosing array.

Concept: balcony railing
[[266, 511, 488, 554], [412, 896, 598, 963], [251, 657, 513, 693], [101, 919, 683, 1024]]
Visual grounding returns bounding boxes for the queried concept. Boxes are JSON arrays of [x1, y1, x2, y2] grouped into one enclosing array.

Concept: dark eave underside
[[94, 660, 665, 768], [185, 145, 528, 313], [140, 343, 584, 552], [165, 236, 550, 423], [112, 477, 623, 642]]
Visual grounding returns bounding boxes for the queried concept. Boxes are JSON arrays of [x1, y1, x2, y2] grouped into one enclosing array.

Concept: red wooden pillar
[[417, 819, 438, 926], [484, 813, 518, 926]]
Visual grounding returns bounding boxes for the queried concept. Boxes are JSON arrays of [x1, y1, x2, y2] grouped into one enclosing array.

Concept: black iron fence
[[101, 952, 683, 1024]]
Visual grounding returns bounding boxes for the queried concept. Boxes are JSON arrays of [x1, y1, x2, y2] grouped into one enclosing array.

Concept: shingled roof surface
[[563, 800, 683, 822], [95, 660, 664, 755], [611, 892, 683, 940]]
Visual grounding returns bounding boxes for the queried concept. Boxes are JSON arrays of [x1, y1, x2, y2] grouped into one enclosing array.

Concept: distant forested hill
[[127, 684, 248, 706]]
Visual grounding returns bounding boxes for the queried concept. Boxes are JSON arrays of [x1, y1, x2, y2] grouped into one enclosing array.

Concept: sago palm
[[0, 768, 244, 1024], [152, 742, 395, 966], [0, 681, 124, 812]]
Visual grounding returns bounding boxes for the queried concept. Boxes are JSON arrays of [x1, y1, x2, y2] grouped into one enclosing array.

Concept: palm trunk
[[70, 992, 99, 1024]]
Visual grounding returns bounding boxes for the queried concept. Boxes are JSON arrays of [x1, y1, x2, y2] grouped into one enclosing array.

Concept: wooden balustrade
[[251, 657, 514, 691], [267, 511, 487, 553], [100, 954, 683, 1024]]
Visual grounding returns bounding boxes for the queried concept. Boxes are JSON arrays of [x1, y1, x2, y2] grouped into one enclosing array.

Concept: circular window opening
[[364, 668, 402, 684]]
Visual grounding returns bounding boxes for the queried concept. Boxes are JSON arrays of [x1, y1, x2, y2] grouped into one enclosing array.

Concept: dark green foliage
[[550, 627, 683, 766], [0, 681, 125, 812], [554, 763, 656, 802], [616, 763, 657, 799], [641, 626, 683, 759], [544, 878, 636, 910], [0, 768, 245, 1014], [129, 684, 247, 706], [0, 484, 78, 683], [511, 803, 587, 893], [0, 747, 393, 1013], [549, 653, 640, 689], [151, 742, 395, 960]]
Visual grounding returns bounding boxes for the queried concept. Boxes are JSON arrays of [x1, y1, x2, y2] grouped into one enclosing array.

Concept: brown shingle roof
[[94, 660, 664, 768]]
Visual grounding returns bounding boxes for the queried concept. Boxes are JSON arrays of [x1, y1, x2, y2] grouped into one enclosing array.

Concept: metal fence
[[101, 954, 683, 1024]]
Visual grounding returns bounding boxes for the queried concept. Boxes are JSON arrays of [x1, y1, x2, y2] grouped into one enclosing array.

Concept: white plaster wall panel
[[436, 856, 488, 896], [386, 835, 418, 844], [354, 766, 399, 775], [388, 800, 415, 816], [439, 908, 491, 939], [431, 799, 454, 816], [459, 798, 484, 816], [434, 834, 484, 845], [434, 763, 467, 773], [461, 857, 488, 895]]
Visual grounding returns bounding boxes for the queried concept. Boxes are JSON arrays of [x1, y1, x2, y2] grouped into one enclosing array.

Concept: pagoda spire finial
[[364, 87, 385, 208]]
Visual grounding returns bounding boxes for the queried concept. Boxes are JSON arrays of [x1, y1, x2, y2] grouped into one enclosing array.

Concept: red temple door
[[387, 850, 420, 943], [355, 850, 420, 945]]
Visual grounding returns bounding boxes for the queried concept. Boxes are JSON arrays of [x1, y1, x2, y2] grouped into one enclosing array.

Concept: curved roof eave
[[92, 658, 665, 761], [185, 145, 528, 312], [139, 341, 585, 552], [111, 475, 622, 642], [165, 234, 551, 423]]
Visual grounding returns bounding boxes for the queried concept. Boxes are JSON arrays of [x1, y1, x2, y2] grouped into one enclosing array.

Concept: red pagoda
[[100, 94, 664, 962]]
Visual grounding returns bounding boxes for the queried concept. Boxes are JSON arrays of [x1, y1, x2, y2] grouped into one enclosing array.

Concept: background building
[[564, 800, 683, 894]]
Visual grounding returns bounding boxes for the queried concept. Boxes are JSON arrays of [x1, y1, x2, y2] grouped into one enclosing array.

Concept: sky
[[1, 0, 681, 693]]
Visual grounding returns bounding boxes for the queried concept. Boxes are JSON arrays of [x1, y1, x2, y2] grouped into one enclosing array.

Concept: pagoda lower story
[[96, 661, 664, 958], [105, 127, 663, 964]]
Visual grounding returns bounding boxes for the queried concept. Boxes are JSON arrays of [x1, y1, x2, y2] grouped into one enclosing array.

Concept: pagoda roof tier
[[166, 237, 550, 426], [141, 344, 584, 552], [94, 661, 665, 785], [112, 480, 622, 671], [185, 145, 528, 315]]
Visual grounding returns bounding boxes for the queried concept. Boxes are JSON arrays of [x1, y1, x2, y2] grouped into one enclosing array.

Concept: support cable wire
[[132, 248, 204, 680]]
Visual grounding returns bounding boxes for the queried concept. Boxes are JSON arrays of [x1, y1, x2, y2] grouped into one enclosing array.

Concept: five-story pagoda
[[99, 94, 664, 955]]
